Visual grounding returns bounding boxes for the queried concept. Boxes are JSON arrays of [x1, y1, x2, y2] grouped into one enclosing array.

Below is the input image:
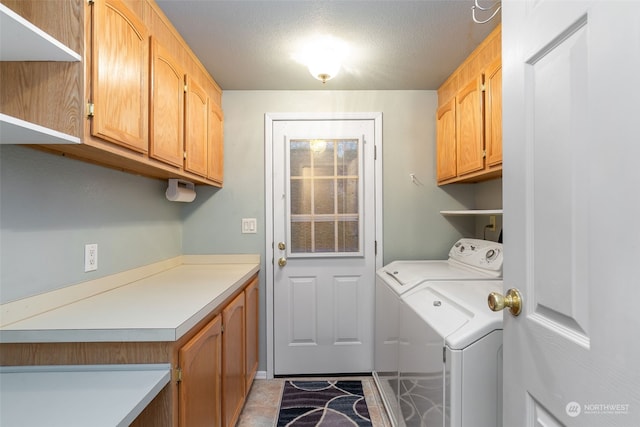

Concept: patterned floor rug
[[277, 380, 373, 426]]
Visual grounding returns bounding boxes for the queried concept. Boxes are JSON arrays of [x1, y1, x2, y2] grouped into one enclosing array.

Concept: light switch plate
[[242, 218, 257, 234]]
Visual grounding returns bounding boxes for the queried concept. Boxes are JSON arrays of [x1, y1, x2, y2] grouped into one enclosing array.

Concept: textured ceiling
[[156, 0, 500, 90]]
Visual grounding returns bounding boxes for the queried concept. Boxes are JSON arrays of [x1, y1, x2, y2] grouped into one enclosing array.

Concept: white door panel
[[503, 1, 640, 426], [270, 116, 380, 375]]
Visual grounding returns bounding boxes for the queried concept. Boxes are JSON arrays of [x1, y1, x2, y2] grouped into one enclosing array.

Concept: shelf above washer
[[440, 209, 503, 216]]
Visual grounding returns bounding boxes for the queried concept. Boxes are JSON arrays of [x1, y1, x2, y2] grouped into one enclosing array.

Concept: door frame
[[264, 112, 384, 378]]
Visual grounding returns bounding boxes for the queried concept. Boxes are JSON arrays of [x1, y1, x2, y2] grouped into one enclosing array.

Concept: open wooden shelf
[[0, 3, 81, 61], [0, 114, 81, 145], [1, 4, 82, 145]]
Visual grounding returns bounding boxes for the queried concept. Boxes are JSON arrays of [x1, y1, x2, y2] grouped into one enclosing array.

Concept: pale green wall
[[181, 90, 482, 372], [182, 90, 478, 259], [0, 145, 183, 303], [0, 90, 499, 373]]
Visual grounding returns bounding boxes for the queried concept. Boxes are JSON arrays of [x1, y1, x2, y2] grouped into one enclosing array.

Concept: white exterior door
[[502, 1, 640, 426], [268, 114, 381, 375]]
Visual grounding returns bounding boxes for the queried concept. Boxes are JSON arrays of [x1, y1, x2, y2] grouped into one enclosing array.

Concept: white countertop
[[0, 364, 170, 427], [0, 256, 260, 343]]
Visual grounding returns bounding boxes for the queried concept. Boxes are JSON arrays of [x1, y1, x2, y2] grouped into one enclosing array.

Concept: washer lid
[[403, 280, 504, 350], [402, 286, 471, 339]]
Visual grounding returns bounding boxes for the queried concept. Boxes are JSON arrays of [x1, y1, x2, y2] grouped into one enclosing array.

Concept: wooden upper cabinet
[[4, 0, 224, 187], [185, 76, 209, 177], [222, 292, 246, 427], [436, 98, 457, 182], [456, 76, 484, 176], [435, 24, 501, 185], [91, 0, 149, 153], [178, 314, 223, 427], [150, 37, 185, 168], [485, 58, 502, 168], [208, 102, 224, 184]]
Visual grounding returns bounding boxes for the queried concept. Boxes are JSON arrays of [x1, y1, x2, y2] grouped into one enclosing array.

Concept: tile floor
[[237, 376, 392, 427]]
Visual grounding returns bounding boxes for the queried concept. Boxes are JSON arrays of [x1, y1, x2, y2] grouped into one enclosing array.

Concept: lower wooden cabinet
[[178, 315, 223, 427], [0, 273, 259, 427], [179, 277, 258, 427], [245, 277, 259, 392], [222, 292, 246, 427], [178, 277, 259, 427]]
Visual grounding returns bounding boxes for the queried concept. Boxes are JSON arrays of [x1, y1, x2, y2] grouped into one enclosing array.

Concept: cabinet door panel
[[208, 102, 224, 184], [91, 0, 149, 152], [485, 59, 502, 168], [245, 278, 259, 393], [456, 77, 484, 176], [150, 38, 184, 168], [185, 76, 208, 177], [436, 99, 457, 182], [222, 292, 246, 427], [179, 315, 222, 427]]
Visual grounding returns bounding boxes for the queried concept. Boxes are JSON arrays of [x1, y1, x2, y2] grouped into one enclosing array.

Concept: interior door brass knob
[[278, 257, 287, 267], [278, 242, 286, 250], [488, 288, 523, 316]]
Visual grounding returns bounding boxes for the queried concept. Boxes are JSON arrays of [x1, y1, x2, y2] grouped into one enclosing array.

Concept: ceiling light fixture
[[296, 36, 348, 84], [309, 139, 327, 153]]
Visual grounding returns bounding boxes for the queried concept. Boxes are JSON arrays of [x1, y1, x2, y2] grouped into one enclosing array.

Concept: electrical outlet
[[488, 215, 496, 232], [242, 218, 257, 234], [85, 244, 98, 272]]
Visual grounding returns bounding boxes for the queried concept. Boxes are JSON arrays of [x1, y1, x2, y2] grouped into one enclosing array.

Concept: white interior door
[[270, 115, 380, 375], [502, 1, 640, 425]]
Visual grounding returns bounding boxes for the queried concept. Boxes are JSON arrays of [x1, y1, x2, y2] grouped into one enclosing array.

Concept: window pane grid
[[288, 138, 361, 255]]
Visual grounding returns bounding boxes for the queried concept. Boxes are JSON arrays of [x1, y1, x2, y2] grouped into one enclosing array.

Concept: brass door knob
[[278, 257, 287, 267], [278, 242, 286, 250], [488, 288, 523, 316]]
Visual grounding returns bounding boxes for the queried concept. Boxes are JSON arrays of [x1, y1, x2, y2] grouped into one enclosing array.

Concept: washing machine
[[400, 281, 503, 427], [373, 238, 503, 427]]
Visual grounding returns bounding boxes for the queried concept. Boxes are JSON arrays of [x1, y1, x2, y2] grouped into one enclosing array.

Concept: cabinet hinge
[[184, 84, 188, 93], [87, 0, 94, 4], [483, 150, 487, 158], [375, 240, 377, 255], [374, 145, 377, 160], [87, 103, 95, 118], [183, 151, 187, 159], [481, 83, 486, 92], [173, 367, 183, 383], [221, 324, 225, 333], [443, 347, 446, 363]]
